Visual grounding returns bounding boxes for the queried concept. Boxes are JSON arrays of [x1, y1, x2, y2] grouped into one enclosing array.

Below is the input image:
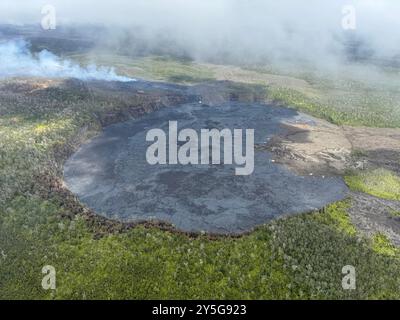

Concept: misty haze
[[0, 0, 400, 303]]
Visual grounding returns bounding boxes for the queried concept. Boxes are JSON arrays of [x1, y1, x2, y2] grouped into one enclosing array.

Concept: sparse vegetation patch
[[345, 169, 400, 201]]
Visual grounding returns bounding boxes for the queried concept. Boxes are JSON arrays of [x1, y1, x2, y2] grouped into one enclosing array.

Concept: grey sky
[[0, 1, 399, 65]]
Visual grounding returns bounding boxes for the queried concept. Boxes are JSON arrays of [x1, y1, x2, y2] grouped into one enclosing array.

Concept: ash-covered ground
[[64, 87, 348, 234]]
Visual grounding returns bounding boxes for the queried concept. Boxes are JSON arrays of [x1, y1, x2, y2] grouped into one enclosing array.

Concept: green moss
[[268, 87, 342, 125], [68, 54, 216, 84], [389, 209, 400, 217], [2, 195, 400, 300], [0, 195, 290, 299], [372, 233, 398, 257], [315, 200, 357, 236], [345, 169, 400, 201], [267, 87, 400, 128]]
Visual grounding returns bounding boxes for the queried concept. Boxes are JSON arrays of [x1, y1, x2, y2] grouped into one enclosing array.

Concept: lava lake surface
[[64, 102, 348, 234]]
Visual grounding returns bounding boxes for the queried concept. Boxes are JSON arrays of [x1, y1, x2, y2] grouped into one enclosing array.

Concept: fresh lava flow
[[64, 100, 348, 234]]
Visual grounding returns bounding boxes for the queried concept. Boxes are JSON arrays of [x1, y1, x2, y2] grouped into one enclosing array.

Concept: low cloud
[[0, 1, 399, 68]]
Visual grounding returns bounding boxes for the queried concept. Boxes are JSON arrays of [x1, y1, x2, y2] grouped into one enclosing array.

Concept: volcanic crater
[[63, 80, 349, 234]]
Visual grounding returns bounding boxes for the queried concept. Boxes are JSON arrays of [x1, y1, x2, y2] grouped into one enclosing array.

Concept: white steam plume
[[0, 40, 135, 81]]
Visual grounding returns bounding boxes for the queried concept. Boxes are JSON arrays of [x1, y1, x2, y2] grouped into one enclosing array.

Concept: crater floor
[[64, 102, 348, 234]]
